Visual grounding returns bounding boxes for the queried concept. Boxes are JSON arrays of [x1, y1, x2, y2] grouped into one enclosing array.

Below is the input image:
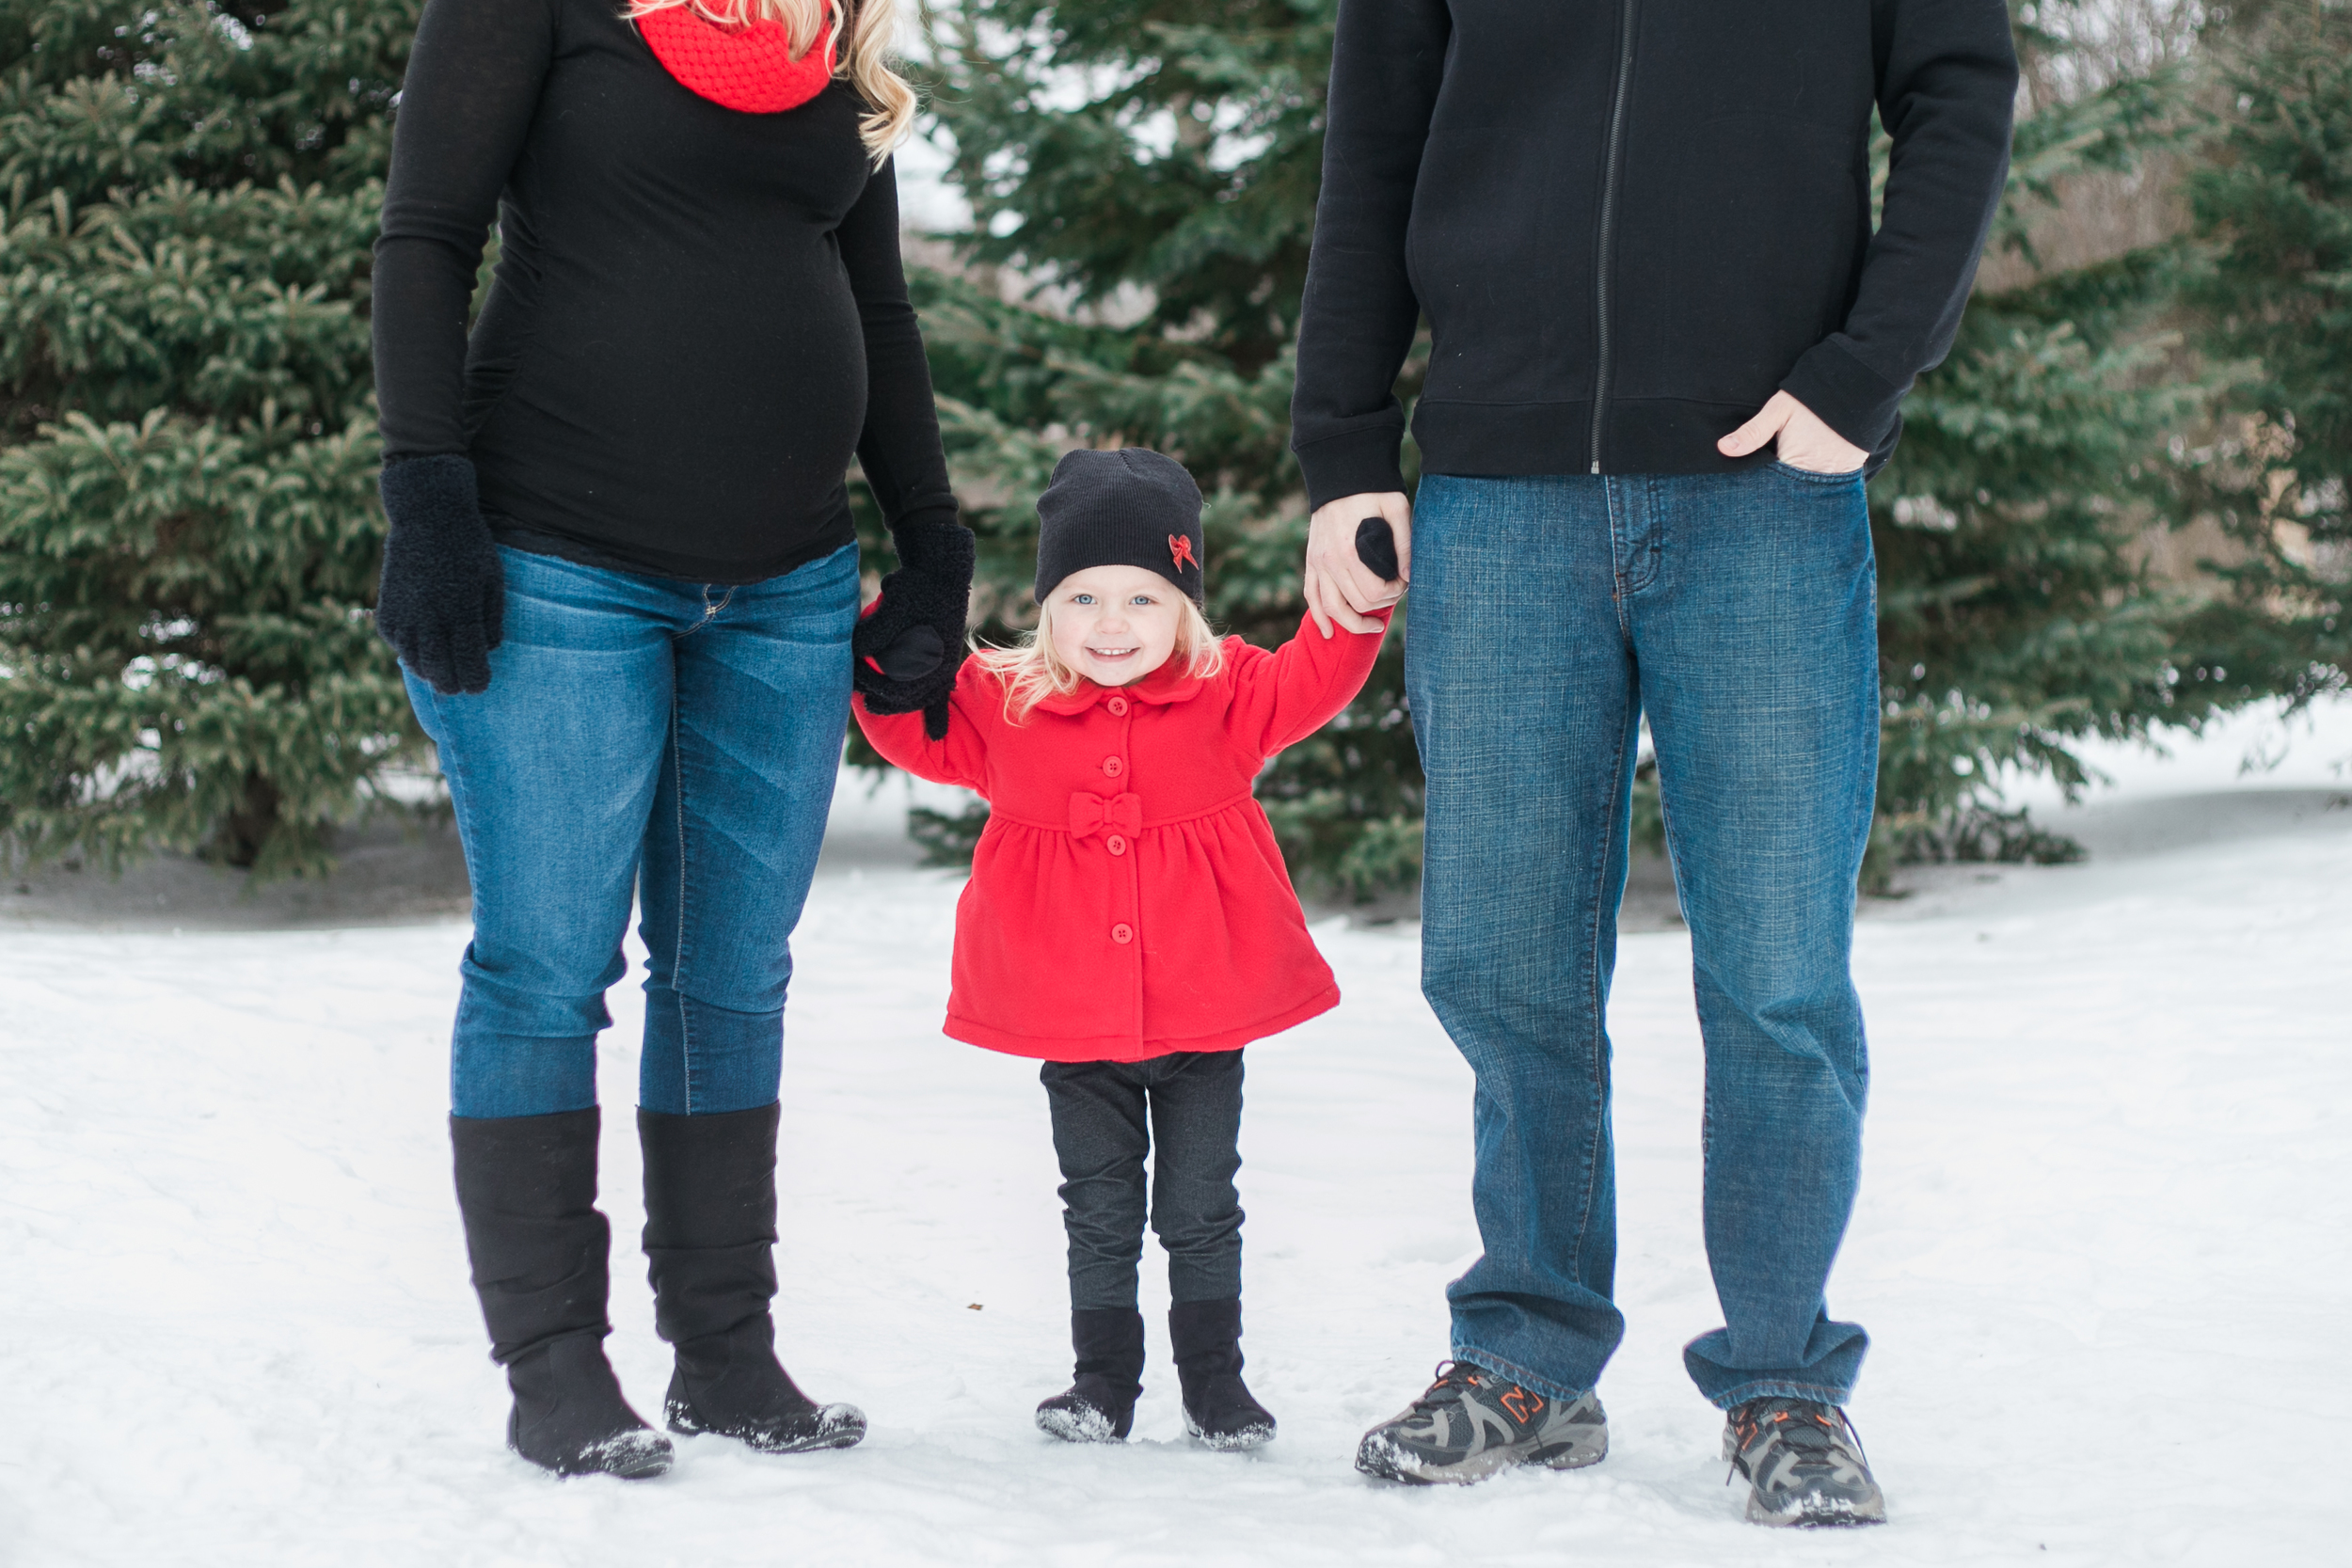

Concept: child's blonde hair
[[972, 595, 1228, 723]]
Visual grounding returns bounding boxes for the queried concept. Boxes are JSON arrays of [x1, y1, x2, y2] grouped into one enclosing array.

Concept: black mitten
[[853, 516, 975, 738], [376, 453, 506, 696], [1356, 515, 1401, 582]]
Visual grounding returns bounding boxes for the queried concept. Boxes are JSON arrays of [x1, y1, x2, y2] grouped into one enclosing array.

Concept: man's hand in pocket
[[1718, 391, 1868, 474]]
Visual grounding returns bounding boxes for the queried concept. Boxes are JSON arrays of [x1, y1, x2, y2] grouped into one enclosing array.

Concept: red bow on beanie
[[637, 5, 837, 114]]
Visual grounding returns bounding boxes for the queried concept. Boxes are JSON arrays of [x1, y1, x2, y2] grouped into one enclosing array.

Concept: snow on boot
[[1035, 1307, 1144, 1443], [1169, 1299, 1275, 1451], [450, 1109, 671, 1481], [640, 1104, 866, 1454], [1723, 1397, 1885, 1528], [503, 1334, 675, 1479]]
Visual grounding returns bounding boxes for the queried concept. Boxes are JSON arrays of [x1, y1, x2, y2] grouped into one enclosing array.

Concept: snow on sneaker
[[1356, 1363, 1607, 1484], [1723, 1397, 1885, 1528]]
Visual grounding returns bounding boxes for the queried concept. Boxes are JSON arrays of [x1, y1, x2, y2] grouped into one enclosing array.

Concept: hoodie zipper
[[1588, 0, 1639, 475]]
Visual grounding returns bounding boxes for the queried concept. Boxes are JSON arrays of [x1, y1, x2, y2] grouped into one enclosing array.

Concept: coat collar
[[1032, 653, 1208, 715]]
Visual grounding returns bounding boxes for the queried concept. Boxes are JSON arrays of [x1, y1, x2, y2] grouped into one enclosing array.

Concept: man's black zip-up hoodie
[[1290, 0, 2018, 505]]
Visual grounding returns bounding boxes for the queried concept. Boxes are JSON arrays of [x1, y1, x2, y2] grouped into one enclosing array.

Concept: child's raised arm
[[852, 669, 992, 793], [1225, 609, 1391, 761]]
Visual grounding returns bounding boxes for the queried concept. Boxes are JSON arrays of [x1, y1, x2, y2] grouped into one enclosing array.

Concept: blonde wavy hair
[[973, 595, 1228, 724], [624, 0, 918, 158]]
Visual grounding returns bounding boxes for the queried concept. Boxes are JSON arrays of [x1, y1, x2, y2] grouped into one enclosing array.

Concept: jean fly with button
[[405, 543, 858, 1119], [1406, 466, 1878, 1410]]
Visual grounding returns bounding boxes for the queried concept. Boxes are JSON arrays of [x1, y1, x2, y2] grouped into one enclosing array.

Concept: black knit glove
[[375, 453, 506, 696], [854, 516, 975, 740]]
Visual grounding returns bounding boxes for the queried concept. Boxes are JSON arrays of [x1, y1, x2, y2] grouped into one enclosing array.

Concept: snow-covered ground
[[2, 703, 2346, 1567]]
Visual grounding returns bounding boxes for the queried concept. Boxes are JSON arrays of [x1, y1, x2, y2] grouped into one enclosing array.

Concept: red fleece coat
[[854, 612, 1388, 1063]]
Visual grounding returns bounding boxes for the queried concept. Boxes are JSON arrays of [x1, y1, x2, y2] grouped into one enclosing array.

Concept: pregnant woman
[[372, 0, 970, 1479]]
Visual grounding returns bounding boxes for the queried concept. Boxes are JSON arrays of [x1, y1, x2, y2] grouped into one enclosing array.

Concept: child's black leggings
[[1040, 1049, 1244, 1310]]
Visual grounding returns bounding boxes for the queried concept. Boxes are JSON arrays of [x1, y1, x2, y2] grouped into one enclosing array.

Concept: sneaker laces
[[1725, 1399, 1870, 1486], [1406, 1360, 1484, 1416]]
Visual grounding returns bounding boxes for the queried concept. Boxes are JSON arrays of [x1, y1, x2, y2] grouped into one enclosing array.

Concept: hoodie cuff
[[1779, 338, 1909, 454], [1293, 424, 1409, 513]]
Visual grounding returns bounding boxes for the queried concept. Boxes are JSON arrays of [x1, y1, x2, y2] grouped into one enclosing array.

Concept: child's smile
[[1048, 565, 1185, 687]]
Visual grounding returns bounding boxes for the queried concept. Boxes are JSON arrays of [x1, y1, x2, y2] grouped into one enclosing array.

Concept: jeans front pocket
[[1769, 458, 1867, 486]]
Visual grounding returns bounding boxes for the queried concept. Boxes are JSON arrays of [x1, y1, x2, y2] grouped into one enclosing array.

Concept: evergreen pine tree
[[1866, 11, 2207, 865], [8, 1, 2328, 890], [2176, 0, 2352, 706], [0, 1, 415, 877], [1871, 0, 2345, 869]]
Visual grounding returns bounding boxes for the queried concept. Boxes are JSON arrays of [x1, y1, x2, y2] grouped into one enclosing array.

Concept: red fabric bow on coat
[[1068, 792, 1143, 840]]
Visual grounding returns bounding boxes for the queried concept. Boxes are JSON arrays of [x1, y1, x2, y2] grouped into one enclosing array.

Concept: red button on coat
[[1111, 924, 1134, 944], [1106, 834, 1127, 856], [1103, 756, 1124, 778], [1106, 696, 1129, 717]]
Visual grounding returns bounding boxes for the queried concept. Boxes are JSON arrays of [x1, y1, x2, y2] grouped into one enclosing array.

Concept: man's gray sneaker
[[1356, 1361, 1607, 1484], [1724, 1397, 1885, 1527]]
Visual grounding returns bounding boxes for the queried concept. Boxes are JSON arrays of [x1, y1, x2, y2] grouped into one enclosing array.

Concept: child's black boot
[[1036, 1307, 1145, 1442], [640, 1104, 866, 1454], [1170, 1299, 1276, 1450]]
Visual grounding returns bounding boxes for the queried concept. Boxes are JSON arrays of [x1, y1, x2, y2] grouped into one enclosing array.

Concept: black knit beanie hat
[[1033, 448, 1205, 605]]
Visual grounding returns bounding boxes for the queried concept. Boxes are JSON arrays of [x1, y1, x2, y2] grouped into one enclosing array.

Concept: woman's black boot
[[1170, 1299, 1276, 1450], [1035, 1307, 1146, 1442], [639, 1103, 866, 1453], [449, 1109, 672, 1479]]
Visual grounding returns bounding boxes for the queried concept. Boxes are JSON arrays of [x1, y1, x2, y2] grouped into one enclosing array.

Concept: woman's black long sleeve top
[[373, 0, 955, 583]]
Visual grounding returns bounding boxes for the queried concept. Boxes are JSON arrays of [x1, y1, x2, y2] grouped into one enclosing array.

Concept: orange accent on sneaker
[[1499, 1386, 1543, 1424]]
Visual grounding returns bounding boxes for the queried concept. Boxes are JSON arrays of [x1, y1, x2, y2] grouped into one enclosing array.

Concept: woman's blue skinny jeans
[[405, 542, 858, 1120]]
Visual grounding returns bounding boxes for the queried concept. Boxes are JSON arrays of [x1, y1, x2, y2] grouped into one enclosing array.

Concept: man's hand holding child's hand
[[1305, 491, 1411, 639]]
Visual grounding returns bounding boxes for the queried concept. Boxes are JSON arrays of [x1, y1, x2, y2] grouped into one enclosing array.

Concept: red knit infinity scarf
[[637, 5, 837, 114]]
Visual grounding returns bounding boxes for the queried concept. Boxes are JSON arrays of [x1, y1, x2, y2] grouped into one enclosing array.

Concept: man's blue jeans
[[405, 543, 858, 1119], [1406, 467, 1878, 1410]]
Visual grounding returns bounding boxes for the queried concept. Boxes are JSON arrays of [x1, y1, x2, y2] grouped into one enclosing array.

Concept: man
[[1291, 0, 2016, 1527]]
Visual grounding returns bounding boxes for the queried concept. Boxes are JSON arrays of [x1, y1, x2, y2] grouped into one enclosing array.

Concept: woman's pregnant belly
[[468, 237, 869, 565]]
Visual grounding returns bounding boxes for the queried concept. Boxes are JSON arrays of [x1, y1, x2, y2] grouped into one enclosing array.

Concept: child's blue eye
[[1073, 594, 1094, 605], [1132, 596, 1153, 606]]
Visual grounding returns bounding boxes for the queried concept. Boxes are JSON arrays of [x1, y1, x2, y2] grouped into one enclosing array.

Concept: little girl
[[854, 447, 1387, 1450]]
